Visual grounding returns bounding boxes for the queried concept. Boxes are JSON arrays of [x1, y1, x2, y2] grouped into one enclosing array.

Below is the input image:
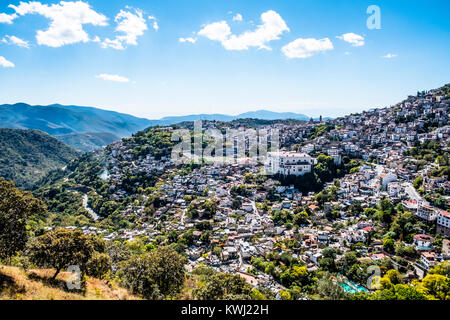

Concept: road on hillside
[[181, 208, 188, 225], [403, 182, 423, 202], [82, 194, 99, 221]]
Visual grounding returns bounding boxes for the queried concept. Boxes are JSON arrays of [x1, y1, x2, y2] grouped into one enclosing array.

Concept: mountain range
[[0, 103, 326, 151], [0, 103, 153, 151]]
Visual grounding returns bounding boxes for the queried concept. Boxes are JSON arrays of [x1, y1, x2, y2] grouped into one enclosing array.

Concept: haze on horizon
[[0, 0, 449, 119]]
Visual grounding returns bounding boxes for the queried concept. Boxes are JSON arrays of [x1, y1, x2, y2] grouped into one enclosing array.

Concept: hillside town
[[38, 84, 448, 299]]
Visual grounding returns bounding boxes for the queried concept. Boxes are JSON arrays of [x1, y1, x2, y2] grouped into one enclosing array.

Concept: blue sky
[[0, 0, 449, 119]]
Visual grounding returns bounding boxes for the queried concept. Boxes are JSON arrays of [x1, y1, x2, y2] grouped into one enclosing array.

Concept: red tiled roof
[[414, 234, 434, 241]]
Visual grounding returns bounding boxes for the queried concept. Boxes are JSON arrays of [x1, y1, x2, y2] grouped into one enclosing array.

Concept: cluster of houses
[[58, 86, 449, 294]]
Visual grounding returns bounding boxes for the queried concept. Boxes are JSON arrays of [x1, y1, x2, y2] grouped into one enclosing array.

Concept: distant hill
[[0, 103, 156, 151], [157, 113, 235, 125], [55, 132, 120, 152], [155, 110, 327, 125], [0, 103, 326, 151], [237, 110, 311, 120], [0, 128, 79, 189]]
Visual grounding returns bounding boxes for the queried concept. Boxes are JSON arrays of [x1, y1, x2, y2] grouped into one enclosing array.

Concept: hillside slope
[[55, 132, 120, 152], [0, 266, 138, 300], [0, 128, 79, 189], [0, 103, 155, 151]]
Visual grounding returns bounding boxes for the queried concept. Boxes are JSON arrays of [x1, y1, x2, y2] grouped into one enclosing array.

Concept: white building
[[417, 204, 437, 222], [306, 251, 322, 265], [388, 182, 402, 197], [327, 148, 342, 165], [302, 144, 315, 154], [265, 152, 317, 176], [421, 252, 437, 270], [239, 241, 257, 260], [381, 172, 398, 187], [437, 211, 450, 236], [242, 202, 254, 213]]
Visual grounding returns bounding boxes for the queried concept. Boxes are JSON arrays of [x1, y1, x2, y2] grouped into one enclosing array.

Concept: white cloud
[[232, 13, 243, 22], [8, 1, 108, 47], [148, 15, 159, 31], [282, 37, 334, 58], [2, 35, 30, 48], [102, 9, 148, 50], [0, 12, 17, 24], [198, 21, 231, 42], [179, 37, 197, 44], [382, 53, 398, 59], [224, 11, 289, 50], [95, 73, 130, 83], [198, 10, 289, 51], [336, 33, 365, 47], [0, 56, 14, 68], [101, 38, 123, 50]]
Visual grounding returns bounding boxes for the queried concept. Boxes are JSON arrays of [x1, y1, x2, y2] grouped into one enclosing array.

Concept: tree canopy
[[0, 179, 46, 261]]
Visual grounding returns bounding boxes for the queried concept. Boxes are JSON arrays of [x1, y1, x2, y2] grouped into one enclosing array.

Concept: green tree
[[200, 230, 212, 244], [395, 242, 418, 259], [293, 211, 309, 226], [429, 261, 450, 278], [383, 238, 395, 253], [319, 257, 337, 272], [105, 240, 132, 272], [418, 274, 450, 300], [272, 209, 294, 226], [369, 284, 426, 300], [413, 176, 423, 189], [380, 269, 402, 289], [280, 266, 310, 288], [119, 247, 186, 299], [340, 251, 359, 275], [168, 230, 179, 243], [317, 274, 349, 300], [0, 179, 46, 262], [29, 229, 95, 280], [390, 211, 419, 242], [86, 252, 112, 279], [279, 290, 292, 300], [194, 273, 253, 300], [244, 173, 255, 184]]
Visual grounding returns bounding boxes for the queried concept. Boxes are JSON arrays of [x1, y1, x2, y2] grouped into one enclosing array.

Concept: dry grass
[[181, 276, 198, 300], [0, 265, 140, 300]]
